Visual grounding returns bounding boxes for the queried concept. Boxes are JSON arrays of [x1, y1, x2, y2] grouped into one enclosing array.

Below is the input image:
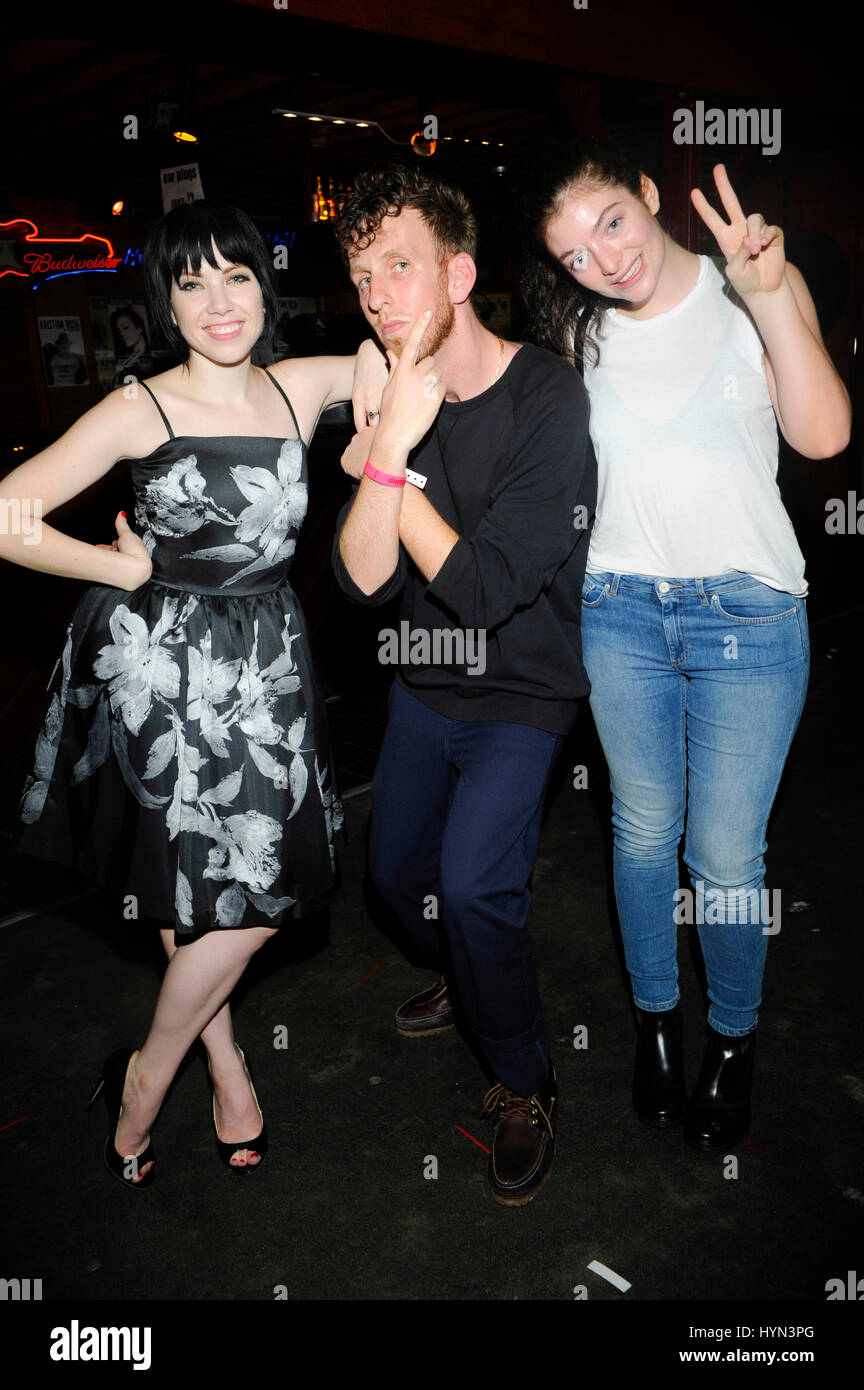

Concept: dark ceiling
[[0, 4, 852, 230]]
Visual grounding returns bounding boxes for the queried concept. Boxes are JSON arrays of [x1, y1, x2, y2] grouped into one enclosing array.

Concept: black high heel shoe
[[208, 1044, 268, 1174], [684, 1025, 756, 1152], [87, 1048, 155, 1190], [633, 1004, 687, 1127]]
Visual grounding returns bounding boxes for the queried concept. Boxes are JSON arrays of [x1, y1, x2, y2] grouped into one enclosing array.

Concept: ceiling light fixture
[[274, 108, 425, 150], [410, 131, 437, 157]]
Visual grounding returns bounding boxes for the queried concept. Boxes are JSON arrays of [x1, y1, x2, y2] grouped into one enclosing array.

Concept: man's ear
[[448, 252, 477, 305]]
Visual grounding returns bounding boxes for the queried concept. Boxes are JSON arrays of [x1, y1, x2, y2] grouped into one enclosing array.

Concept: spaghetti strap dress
[[16, 370, 343, 940]]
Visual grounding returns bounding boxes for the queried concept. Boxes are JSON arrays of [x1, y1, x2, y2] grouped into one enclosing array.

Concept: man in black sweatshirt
[[332, 165, 596, 1205]]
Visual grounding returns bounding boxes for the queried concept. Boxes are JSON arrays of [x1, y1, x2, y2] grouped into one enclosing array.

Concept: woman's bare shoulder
[[267, 355, 321, 396], [97, 375, 178, 458]]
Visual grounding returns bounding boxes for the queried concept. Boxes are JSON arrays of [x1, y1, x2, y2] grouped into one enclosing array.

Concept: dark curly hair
[[519, 139, 649, 370], [335, 162, 477, 266]]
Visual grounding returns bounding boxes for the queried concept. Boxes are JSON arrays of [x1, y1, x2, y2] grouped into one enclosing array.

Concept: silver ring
[[366, 409, 379, 421]]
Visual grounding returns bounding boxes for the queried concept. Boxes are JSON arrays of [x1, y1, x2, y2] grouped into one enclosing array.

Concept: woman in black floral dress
[[1, 201, 386, 1186]]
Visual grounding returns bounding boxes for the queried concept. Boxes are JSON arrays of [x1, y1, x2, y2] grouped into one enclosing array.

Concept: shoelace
[[481, 1082, 545, 1124]]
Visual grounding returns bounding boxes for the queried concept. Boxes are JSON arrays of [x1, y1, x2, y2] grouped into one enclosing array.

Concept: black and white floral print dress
[[17, 370, 343, 940]]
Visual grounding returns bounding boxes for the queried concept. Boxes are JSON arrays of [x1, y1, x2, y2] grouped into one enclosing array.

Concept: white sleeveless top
[[582, 255, 807, 595]]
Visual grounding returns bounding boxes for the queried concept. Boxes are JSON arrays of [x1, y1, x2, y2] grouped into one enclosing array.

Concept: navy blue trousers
[[369, 681, 562, 1096]]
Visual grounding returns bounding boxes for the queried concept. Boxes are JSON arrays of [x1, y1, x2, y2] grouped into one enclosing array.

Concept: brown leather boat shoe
[[394, 975, 455, 1036], [482, 1069, 557, 1206]]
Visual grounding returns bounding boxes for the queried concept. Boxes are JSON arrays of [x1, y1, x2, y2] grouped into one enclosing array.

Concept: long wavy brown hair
[[519, 139, 650, 370]]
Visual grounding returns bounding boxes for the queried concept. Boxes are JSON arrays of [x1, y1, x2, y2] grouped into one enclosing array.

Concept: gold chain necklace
[[493, 335, 504, 383]]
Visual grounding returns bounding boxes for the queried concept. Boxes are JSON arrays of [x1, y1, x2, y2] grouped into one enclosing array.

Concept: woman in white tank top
[[522, 140, 850, 1153]]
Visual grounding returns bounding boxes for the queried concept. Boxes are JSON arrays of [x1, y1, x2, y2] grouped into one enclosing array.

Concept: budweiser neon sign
[[0, 219, 122, 284]]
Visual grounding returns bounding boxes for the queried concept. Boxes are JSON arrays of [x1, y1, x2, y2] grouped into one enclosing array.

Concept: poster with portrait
[[38, 316, 90, 387], [87, 298, 117, 396], [108, 299, 157, 386]]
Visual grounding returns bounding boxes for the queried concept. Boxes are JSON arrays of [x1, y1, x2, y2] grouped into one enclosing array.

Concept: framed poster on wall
[[38, 316, 89, 387]]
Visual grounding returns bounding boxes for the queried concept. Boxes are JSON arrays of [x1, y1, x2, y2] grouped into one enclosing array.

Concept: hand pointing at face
[[374, 310, 446, 454]]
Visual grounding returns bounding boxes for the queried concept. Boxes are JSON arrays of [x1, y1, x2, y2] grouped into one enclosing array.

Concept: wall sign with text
[[0, 219, 122, 287], [160, 163, 204, 212]]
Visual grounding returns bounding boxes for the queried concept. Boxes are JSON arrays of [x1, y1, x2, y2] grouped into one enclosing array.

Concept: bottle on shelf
[[313, 174, 329, 222]]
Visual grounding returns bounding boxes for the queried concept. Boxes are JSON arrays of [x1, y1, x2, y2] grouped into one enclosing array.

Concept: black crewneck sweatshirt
[[331, 342, 597, 735]]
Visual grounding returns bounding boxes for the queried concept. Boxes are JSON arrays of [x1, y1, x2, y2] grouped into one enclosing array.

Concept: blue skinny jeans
[[581, 570, 809, 1036]]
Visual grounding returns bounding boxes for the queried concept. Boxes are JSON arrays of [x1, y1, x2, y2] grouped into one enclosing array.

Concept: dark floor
[[0, 608, 861, 1316]]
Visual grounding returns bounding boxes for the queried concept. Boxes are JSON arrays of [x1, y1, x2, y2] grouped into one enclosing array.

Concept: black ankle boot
[[684, 1025, 755, 1152], [633, 1005, 686, 1127]]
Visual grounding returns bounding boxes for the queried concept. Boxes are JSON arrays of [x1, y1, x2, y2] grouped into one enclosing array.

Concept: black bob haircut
[[144, 201, 279, 361]]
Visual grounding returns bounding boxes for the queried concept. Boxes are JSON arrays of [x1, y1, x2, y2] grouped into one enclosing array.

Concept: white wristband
[[405, 468, 427, 490]]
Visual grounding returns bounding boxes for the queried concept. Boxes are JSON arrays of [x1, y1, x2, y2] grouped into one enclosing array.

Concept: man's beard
[[420, 290, 455, 357], [385, 269, 454, 359]]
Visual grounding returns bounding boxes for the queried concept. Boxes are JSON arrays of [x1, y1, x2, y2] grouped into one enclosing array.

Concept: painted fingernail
[[120, 510, 127, 518]]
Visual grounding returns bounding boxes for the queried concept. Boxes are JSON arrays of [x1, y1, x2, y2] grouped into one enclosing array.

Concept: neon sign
[[263, 231, 297, 249], [0, 219, 122, 287]]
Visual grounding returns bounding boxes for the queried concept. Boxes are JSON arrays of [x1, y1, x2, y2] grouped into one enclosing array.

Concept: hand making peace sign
[[691, 164, 785, 298]]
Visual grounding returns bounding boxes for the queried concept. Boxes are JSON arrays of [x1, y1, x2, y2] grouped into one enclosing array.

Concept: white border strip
[[587, 1259, 631, 1293]]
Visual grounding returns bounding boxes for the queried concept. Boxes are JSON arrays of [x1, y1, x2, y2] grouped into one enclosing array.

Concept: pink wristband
[[363, 459, 406, 488]]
